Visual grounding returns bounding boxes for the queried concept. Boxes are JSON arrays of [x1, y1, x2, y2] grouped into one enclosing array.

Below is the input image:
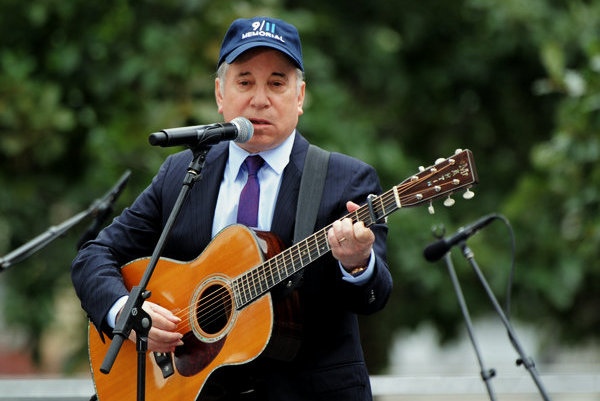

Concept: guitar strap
[[285, 144, 330, 292]]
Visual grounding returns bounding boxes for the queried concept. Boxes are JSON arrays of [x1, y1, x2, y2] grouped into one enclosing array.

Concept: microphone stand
[[459, 242, 552, 401], [99, 144, 212, 401], [441, 250, 498, 401], [0, 170, 131, 273], [77, 170, 131, 250]]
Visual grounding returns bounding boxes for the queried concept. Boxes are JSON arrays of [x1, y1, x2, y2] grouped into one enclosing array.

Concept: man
[[72, 16, 393, 400]]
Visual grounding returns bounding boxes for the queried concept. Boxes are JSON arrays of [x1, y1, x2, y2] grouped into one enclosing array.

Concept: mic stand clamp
[[132, 291, 152, 401], [459, 242, 552, 401], [99, 144, 212, 401]]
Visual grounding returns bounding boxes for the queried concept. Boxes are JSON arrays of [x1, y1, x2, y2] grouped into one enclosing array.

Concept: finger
[[143, 302, 179, 331], [148, 336, 182, 350], [353, 221, 375, 244], [330, 220, 345, 242], [339, 218, 355, 241], [150, 302, 181, 322], [129, 326, 184, 353], [346, 201, 360, 213], [149, 326, 183, 344], [328, 225, 343, 248]]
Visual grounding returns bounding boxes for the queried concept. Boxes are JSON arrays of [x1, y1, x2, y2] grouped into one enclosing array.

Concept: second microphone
[[423, 214, 499, 262]]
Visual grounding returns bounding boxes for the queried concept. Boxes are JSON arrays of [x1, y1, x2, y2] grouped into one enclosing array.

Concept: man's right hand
[[117, 301, 184, 353]]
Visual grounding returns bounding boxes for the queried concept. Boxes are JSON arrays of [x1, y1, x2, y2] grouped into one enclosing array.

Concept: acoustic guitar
[[88, 149, 478, 401]]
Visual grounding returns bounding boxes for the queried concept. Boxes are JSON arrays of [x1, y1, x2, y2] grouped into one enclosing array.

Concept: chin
[[241, 134, 276, 153]]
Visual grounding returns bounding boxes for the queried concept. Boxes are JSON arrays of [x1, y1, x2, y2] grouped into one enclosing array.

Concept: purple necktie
[[237, 155, 265, 227]]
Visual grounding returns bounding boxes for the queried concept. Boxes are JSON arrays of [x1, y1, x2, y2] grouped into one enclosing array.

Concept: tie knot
[[244, 155, 264, 176]]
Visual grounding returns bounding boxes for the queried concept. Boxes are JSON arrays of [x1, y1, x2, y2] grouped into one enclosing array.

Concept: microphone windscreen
[[423, 239, 449, 262], [148, 132, 167, 146], [232, 117, 253, 143]]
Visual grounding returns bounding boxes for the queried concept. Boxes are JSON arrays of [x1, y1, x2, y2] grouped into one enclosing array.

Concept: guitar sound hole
[[196, 284, 232, 335]]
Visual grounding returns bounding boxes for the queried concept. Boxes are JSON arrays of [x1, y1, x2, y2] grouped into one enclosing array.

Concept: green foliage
[[501, 0, 600, 342], [1, 0, 599, 374]]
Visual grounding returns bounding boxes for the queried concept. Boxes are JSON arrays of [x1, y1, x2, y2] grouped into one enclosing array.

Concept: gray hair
[[216, 62, 305, 97]]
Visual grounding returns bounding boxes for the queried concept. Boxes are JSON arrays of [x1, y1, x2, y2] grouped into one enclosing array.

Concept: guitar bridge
[[153, 352, 174, 379]]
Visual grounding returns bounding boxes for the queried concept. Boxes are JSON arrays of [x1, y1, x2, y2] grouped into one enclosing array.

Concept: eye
[[270, 79, 287, 90], [237, 79, 252, 89]]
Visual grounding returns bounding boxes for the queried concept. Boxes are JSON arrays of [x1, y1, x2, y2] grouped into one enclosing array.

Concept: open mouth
[[249, 118, 271, 126]]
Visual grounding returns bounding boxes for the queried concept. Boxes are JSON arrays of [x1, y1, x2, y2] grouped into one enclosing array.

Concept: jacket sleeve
[[318, 152, 393, 315]]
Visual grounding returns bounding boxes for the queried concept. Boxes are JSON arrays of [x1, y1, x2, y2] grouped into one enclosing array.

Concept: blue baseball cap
[[218, 17, 304, 71]]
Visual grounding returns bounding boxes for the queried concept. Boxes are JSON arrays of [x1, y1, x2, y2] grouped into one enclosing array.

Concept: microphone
[[76, 170, 131, 250], [148, 116, 253, 147], [423, 214, 498, 262]]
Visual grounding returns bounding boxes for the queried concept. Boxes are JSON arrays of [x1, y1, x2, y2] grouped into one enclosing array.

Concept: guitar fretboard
[[231, 188, 400, 309]]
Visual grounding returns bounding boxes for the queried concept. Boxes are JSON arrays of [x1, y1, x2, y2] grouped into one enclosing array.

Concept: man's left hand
[[328, 201, 375, 272]]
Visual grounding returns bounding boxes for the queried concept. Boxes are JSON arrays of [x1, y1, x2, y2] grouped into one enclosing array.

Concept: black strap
[[293, 144, 331, 243], [281, 145, 330, 292]]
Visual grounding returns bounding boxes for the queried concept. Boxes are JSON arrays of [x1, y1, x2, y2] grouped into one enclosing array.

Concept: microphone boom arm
[[0, 170, 131, 272]]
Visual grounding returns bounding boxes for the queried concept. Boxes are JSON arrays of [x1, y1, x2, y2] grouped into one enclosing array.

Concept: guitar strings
[[167, 160, 463, 335]]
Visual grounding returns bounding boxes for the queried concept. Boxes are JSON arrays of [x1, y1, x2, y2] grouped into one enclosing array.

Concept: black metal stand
[[459, 242, 552, 401], [442, 251, 498, 400], [99, 145, 212, 401], [77, 171, 131, 249], [0, 170, 130, 272]]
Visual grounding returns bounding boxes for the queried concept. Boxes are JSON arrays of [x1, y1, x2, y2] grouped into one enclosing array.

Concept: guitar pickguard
[[174, 332, 226, 377]]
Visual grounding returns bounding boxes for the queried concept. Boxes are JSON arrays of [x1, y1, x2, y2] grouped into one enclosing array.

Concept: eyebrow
[[236, 71, 288, 79]]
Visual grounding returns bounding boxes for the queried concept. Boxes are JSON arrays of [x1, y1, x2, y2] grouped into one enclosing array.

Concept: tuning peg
[[435, 158, 445, 165], [463, 188, 475, 199], [454, 148, 463, 154], [418, 166, 425, 172], [428, 201, 435, 214], [443, 196, 455, 207]]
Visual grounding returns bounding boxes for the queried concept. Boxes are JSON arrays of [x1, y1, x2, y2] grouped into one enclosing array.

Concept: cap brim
[[224, 41, 303, 70]]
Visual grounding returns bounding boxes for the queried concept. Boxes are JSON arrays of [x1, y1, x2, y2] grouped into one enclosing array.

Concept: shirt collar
[[228, 130, 296, 178]]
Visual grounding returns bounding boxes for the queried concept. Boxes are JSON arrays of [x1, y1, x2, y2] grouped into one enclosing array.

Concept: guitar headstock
[[396, 149, 478, 213]]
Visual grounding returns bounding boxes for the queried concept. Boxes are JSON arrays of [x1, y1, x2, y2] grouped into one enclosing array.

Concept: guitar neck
[[232, 189, 399, 309], [232, 149, 477, 309]]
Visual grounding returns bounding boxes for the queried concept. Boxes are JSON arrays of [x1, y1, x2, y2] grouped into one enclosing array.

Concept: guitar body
[[89, 225, 287, 401]]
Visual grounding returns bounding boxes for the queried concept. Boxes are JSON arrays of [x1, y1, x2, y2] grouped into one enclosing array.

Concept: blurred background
[[0, 0, 599, 399]]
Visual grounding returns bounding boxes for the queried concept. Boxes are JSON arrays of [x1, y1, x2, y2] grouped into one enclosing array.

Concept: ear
[[297, 81, 306, 116], [215, 78, 224, 114]]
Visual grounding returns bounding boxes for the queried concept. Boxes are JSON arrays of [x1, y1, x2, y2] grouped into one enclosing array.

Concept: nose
[[250, 85, 270, 109]]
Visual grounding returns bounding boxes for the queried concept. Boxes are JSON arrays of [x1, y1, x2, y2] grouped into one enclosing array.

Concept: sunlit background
[[1, 0, 599, 399]]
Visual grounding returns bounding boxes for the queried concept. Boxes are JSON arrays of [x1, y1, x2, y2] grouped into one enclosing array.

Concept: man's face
[[215, 48, 305, 154]]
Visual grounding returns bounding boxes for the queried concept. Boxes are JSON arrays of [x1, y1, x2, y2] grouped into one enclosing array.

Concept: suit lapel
[[190, 143, 229, 250]]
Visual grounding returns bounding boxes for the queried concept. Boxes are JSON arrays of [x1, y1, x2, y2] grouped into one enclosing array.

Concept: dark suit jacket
[[72, 132, 393, 400]]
